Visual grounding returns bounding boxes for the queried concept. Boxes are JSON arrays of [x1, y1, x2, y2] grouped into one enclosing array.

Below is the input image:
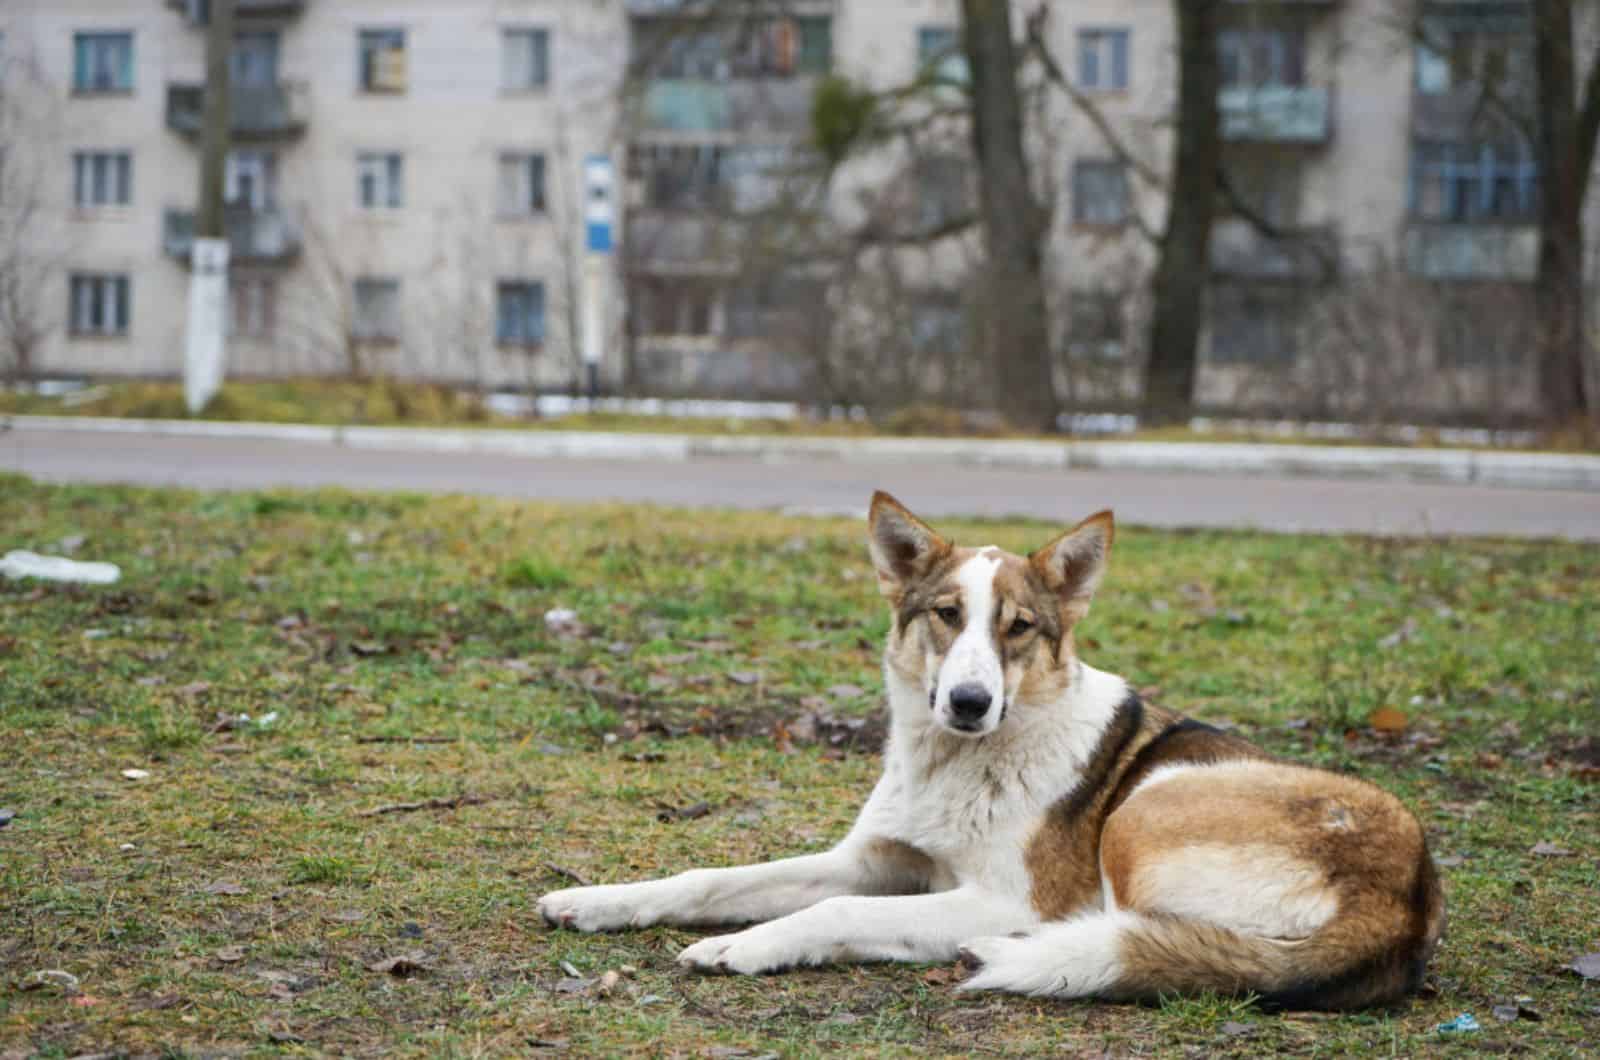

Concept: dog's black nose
[[948, 683, 992, 722]]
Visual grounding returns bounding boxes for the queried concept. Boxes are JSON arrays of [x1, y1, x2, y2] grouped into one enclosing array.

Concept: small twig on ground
[[358, 794, 488, 818], [542, 863, 592, 887], [355, 735, 459, 744]]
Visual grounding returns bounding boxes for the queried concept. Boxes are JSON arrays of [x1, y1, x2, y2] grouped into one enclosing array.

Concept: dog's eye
[[1008, 617, 1034, 637], [934, 606, 961, 625]]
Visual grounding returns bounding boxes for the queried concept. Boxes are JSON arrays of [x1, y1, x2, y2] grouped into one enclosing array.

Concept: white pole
[[184, 237, 230, 414]]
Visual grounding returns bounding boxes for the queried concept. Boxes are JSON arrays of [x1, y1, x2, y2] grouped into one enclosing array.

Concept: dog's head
[[867, 491, 1113, 738]]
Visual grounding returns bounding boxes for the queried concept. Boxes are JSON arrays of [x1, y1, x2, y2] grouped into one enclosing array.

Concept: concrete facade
[[0, 1, 1590, 418]]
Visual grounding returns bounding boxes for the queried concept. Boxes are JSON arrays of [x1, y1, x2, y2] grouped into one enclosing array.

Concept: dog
[[538, 491, 1444, 1009]]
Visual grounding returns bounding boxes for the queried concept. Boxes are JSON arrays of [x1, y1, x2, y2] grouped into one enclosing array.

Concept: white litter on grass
[[121, 768, 150, 780], [257, 711, 280, 728], [1, 550, 120, 585]]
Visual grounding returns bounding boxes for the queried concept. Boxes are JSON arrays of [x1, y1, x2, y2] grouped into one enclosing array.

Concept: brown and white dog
[[538, 492, 1444, 1009]]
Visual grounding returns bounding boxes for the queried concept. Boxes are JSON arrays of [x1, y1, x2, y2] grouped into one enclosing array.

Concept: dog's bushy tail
[[963, 855, 1443, 1011]]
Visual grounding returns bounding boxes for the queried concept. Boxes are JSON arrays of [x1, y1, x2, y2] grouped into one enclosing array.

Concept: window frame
[[73, 31, 135, 95], [356, 151, 405, 210], [1077, 27, 1130, 93], [358, 27, 407, 94], [496, 280, 547, 347], [501, 27, 551, 93], [352, 276, 402, 343], [68, 273, 131, 337], [497, 151, 548, 217], [72, 150, 134, 209], [1071, 159, 1131, 227]]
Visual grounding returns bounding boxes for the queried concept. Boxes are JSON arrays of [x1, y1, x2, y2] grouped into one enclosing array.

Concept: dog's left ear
[[1030, 510, 1114, 624]]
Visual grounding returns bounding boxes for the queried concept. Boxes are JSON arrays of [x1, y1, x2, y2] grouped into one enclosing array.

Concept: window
[[497, 153, 547, 216], [496, 281, 545, 346], [225, 149, 275, 210], [1415, 16, 1533, 96], [913, 153, 973, 232], [73, 151, 133, 208], [917, 25, 969, 86], [1218, 27, 1305, 89], [1223, 157, 1301, 227], [1410, 140, 1538, 222], [69, 274, 130, 336], [231, 32, 280, 87], [1209, 290, 1297, 365], [638, 278, 718, 337], [353, 278, 401, 341], [629, 143, 728, 210], [74, 32, 134, 94], [359, 28, 407, 93], [634, 16, 830, 79], [909, 295, 965, 356], [1072, 160, 1129, 225], [502, 28, 550, 91], [229, 276, 275, 339], [357, 152, 404, 209], [1078, 28, 1129, 92], [1067, 292, 1124, 360]]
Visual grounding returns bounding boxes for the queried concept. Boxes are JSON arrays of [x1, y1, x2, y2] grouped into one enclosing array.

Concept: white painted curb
[[7, 414, 1599, 491]]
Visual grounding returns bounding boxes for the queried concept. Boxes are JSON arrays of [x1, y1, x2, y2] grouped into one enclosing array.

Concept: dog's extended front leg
[[538, 841, 923, 933], [676, 887, 1037, 974]]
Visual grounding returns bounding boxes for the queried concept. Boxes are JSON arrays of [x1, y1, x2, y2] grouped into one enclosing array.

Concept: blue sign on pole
[[584, 155, 614, 255]]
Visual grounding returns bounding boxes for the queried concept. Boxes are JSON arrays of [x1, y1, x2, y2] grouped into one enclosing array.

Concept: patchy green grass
[[1, 474, 1596, 1058]]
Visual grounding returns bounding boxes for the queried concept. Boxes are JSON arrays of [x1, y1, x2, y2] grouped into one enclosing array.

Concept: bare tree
[[959, 0, 1058, 431], [1532, 0, 1600, 424], [0, 42, 68, 382]]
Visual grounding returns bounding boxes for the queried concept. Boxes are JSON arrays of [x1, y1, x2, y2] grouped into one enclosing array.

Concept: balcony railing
[[1210, 219, 1338, 281], [1403, 222, 1537, 281], [639, 78, 816, 135], [166, 81, 309, 140], [1220, 85, 1331, 144], [163, 207, 301, 265], [168, 0, 308, 23]]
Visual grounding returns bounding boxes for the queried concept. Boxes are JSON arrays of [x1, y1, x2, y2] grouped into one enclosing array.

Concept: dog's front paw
[[677, 926, 800, 976], [538, 884, 653, 933]]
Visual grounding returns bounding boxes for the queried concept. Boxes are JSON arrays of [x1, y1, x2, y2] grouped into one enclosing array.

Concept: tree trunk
[[1534, 0, 1591, 424], [1142, 0, 1222, 427], [198, 0, 234, 239], [960, 0, 1058, 433]]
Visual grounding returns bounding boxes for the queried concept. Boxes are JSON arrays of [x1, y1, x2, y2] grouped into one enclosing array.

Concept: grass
[[1, 473, 1596, 1057]]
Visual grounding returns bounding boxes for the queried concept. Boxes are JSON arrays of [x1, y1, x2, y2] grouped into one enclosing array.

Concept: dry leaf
[[215, 946, 245, 963], [727, 671, 761, 686], [1368, 707, 1408, 733], [1530, 841, 1575, 857], [203, 880, 249, 896]]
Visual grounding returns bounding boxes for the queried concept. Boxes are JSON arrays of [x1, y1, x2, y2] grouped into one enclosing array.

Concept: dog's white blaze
[[1137, 842, 1337, 940], [935, 550, 1004, 730]]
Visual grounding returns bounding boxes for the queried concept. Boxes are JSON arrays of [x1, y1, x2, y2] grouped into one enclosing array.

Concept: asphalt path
[[5, 427, 1600, 539]]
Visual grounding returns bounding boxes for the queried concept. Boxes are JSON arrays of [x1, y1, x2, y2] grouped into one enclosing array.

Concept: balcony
[[1210, 219, 1338, 282], [166, 81, 309, 141], [1220, 86, 1331, 144], [168, 0, 308, 22], [1403, 222, 1537, 281], [638, 78, 817, 136], [163, 207, 301, 266]]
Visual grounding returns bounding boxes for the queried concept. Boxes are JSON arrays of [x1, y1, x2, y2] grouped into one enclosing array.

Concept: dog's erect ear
[[1029, 510, 1114, 624], [867, 491, 950, 598]]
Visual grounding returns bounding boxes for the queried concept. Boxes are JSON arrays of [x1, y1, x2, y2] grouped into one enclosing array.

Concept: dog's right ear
[[867, 491, 949, 599]]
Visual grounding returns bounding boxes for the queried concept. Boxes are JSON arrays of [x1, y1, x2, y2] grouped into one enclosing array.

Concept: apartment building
[[0, 1, 1583, 418], [1, 0, 623, 389]]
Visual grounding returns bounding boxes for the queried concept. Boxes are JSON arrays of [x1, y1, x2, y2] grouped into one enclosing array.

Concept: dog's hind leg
[[538, 837, 933, 933]]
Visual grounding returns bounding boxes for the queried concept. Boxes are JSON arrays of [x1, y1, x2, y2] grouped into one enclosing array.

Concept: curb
[[7, 414, 1600, 492]]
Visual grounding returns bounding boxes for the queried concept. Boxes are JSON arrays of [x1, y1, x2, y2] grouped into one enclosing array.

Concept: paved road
[[6, 427, 1600, 539]]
